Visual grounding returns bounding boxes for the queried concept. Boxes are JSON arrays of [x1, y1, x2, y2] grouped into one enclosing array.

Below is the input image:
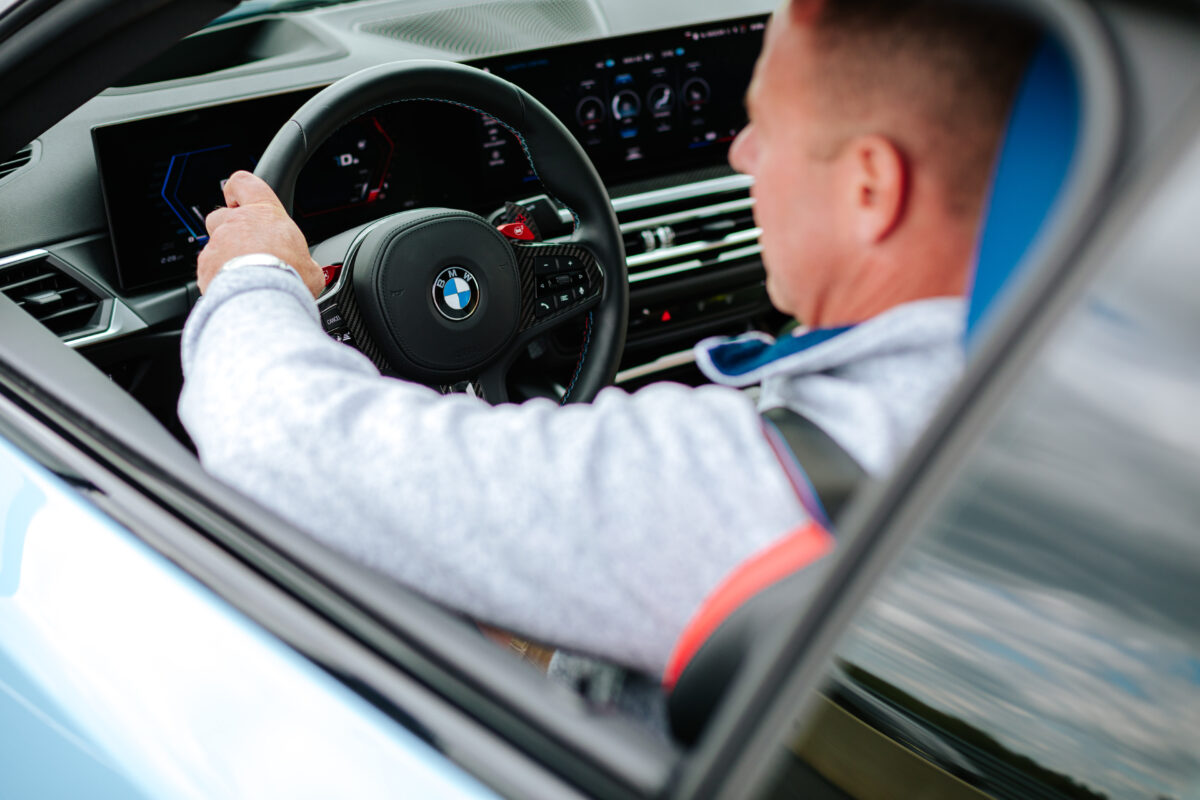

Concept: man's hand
[[199, 171, 326, 299]]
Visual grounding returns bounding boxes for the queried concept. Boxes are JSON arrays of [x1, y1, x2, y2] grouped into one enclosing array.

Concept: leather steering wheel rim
[[252, 59, 628, 403]]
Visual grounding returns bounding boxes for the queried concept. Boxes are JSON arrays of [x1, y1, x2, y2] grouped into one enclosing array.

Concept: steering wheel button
[[554, 274, 573, 286], [534, 298, 555, 318], [561, 256, 581, 271], [497, 222, 536, 241], [534, 256, 559, 275], [321, 308, 346, 331], [572, 284, 588, 300], [555, 290, 573, 307], [321, 263, 343, 286]]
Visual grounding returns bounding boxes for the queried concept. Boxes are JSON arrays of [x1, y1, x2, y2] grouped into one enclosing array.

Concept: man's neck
[[805, 223, 973, 329]]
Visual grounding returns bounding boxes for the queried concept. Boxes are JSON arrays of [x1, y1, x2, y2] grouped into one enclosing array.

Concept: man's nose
[[728, 123, 757, 174]]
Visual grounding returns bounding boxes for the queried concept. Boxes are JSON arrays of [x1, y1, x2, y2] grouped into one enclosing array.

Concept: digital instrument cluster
[[93, 16, 765, 292]]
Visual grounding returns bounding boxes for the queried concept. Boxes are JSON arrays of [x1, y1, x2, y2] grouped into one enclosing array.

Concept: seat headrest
[[967, 38, 1080, 345]]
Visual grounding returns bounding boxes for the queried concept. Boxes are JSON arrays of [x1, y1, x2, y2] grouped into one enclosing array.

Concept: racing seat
[[664, 37, 1081, 745]]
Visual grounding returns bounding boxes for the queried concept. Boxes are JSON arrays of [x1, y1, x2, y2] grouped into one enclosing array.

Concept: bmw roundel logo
[[432, 266, 480, 321]]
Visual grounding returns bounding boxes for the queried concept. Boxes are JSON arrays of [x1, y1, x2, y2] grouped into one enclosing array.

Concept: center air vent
[[0, 253, 107, 339], [0, 144, 36, 182], [360, 0, 604, 57], [613, 178, 762, 287]]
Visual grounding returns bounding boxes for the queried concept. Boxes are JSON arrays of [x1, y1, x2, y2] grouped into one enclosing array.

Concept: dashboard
[[93, 15, 764, 292], [0, 0, 778, 401]]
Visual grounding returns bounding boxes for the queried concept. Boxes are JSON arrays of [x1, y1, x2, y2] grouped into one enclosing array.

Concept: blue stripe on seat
[[968, 38, 1079, 346]]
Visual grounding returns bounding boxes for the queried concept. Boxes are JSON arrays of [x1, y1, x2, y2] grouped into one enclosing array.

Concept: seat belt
[[762, 406, 866, 525]]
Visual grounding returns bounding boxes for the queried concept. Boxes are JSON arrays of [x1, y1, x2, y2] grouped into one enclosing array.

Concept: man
[[181, 0, 1031, 680]]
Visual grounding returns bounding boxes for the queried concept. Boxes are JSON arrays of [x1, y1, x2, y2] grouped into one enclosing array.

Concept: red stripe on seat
[[662, 521, 834, 689]]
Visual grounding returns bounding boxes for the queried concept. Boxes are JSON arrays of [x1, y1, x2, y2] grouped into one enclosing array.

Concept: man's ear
[[841, 134, 908, 245]]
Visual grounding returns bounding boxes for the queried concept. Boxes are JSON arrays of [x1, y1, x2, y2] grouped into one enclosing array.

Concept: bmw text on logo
[[432, 266, 480, 321]]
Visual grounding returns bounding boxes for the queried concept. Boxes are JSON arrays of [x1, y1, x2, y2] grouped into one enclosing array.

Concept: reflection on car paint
[[0, 456, 41, 598], [0, 436, 498, 800]]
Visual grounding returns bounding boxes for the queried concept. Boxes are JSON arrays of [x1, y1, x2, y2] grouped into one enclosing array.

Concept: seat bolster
[[664, 408, 864, 743], [665, 521, 834, 744]]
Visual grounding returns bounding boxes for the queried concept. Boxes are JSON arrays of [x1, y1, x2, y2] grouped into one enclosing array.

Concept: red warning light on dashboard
[[661, 310, 672, 322]]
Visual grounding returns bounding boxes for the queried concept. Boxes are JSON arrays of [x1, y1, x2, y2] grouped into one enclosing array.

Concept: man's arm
[[181, 173, 809, 676]]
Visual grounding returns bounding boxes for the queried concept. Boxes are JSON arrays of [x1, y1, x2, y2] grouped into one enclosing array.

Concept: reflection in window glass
[[763, 125, 1200, 800]]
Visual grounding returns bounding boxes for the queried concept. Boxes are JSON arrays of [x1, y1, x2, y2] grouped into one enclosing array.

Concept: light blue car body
[[0, 435, 497, 799]]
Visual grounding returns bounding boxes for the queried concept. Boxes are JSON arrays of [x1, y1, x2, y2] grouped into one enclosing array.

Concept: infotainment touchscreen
[[93, 16, 766, 292], [474, 16, 767, 187]]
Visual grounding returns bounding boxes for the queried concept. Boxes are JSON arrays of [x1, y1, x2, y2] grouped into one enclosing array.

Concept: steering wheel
[[253, 60, 628, 404]]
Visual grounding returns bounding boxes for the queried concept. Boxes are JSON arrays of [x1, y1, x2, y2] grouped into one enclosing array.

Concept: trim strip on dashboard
[[628, 244, 764, 285], [611, 174, 754, 215], [66, 300, 148, 349], [620, 197, 754, 235], [616, 348, 697, 384], [553, 174, 755, 228], [0, 248, 50, 268]]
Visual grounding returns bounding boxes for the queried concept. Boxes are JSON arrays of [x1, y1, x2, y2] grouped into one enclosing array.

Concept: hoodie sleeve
[[179, 265, 808, 675]]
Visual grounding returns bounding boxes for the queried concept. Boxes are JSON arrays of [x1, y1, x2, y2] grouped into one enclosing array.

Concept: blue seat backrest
[[967, 38, 1080, 345]]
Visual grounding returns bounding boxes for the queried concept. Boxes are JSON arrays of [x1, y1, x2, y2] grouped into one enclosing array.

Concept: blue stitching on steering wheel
[[408, 97, 583, 230], [562, 312, 594, 405]]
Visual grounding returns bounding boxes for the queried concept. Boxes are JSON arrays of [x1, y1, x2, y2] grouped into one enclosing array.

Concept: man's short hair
[[802, 0, 1037, 218]]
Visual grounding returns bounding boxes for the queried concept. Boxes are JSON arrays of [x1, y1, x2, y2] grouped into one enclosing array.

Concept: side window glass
[[758, 163, 1200, 798], [770, 401, 1200, 800]]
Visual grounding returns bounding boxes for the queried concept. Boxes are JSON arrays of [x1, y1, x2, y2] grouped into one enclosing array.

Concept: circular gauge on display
[[612, 89, 642, 121], [648, 84, 675, 114], [682, 77, 711, 108], [576, 96, 606, 127]]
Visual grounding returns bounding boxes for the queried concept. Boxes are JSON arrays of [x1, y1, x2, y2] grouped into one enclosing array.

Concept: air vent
[[360, 0, 603, 57], [615, 181, 762, 287], [0, 144, 35, 182], [0, 253, 106, 339]]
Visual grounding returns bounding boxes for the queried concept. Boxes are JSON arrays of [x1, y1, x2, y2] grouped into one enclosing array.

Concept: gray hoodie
[[180, 264, 964, 677]]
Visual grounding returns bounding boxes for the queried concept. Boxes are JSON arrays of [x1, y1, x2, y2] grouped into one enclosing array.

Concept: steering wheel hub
[[350, 210, 521, 382]]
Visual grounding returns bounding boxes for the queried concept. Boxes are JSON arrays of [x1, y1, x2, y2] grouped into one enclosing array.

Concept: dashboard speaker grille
[[359, 0, 604, 57], [0, 254, 105, 338]]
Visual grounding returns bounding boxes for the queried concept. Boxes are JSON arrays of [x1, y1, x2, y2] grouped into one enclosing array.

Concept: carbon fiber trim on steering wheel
[[513, 242, 603, 330], [333, 283, 392, 376]]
